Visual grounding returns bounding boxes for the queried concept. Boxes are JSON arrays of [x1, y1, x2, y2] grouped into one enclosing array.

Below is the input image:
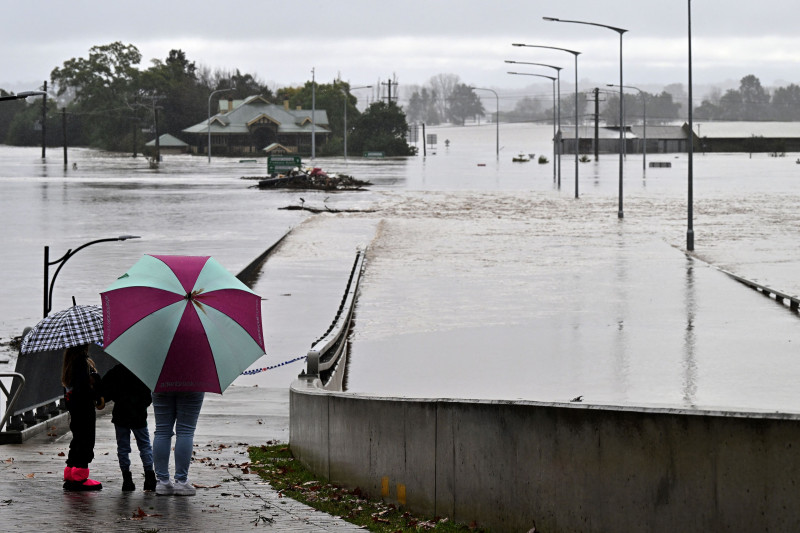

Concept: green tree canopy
[[447, 84, 484, 125], [348, 101, 414, 156]]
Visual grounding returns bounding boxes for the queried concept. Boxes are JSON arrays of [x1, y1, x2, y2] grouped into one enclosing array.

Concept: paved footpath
[[0, 386, 363, 532]]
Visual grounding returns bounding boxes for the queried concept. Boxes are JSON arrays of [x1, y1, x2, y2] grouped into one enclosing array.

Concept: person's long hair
[[61, 344, 96, 388]]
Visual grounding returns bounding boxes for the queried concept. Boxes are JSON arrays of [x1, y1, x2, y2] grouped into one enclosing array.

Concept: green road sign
[[268, 155, 302, 174]]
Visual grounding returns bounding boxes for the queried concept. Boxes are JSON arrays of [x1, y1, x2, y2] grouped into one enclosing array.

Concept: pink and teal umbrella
[[100, 255, 265, 394]]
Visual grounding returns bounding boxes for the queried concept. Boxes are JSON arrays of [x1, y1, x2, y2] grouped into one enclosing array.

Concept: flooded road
[[1, 122, 799, 411]]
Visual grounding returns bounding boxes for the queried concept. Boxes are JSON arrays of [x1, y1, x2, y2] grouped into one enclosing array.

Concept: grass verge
[[248, 442, 488, 532]]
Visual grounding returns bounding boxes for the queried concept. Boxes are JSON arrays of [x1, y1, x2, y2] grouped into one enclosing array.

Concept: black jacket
[[101, 364, 152, 429]]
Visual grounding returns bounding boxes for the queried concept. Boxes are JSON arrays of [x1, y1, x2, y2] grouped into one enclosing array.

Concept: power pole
[[62, 108, 67, 168], [41, 81, 47, 159], [593, 87, 600, 161], [382, 77, 398, 104]]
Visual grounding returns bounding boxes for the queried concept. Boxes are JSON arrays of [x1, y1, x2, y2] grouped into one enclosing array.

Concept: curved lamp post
[[507, 72, 556, 178], [341, 85, 372, 159], [469, 87, 500, 159], [44, 235, 141, 317], [506, 60, 563, 185], [208, 87, 233, 163], [0, 90, 47, 102], [513, 43, 581, 199], [608, 83, 646, 174], [544, 16, 628, 218]]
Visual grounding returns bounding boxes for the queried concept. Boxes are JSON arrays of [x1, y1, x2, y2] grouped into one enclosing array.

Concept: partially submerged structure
[[558, 121, 800, 155], [183, 95, 330, 157]]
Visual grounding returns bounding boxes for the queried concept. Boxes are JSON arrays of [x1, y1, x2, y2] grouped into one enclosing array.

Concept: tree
[[505, 96, 543, 123], [348, 101, 415, 156], [404, 87, 440, 125], [771, 84, 800, 121], [447, 84, 484, 125], [0, 89, 27, 143], [560, 92, 588, 125], [428, 73, 460, 123], [50, 42, 143, 149], [138, 49, 207, 139]]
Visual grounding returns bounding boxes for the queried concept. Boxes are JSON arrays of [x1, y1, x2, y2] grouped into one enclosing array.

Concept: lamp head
[[543, 17, 560, 21], [117, 235, 141, 241]]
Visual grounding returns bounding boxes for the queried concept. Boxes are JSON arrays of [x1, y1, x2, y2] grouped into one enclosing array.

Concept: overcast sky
[[4, 1, 800, 101]]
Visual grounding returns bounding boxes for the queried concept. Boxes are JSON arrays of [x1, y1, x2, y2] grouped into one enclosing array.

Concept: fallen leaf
[[57, 452, 65, 457], [25, 473, 35, 478], [193, 483, 220, 489]]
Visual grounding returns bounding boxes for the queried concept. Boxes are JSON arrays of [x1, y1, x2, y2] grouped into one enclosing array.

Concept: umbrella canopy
[[101, 255, 265, 394], [20, 304, 104, 355]]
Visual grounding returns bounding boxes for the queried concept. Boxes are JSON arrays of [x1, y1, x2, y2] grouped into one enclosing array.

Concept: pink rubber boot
[[64, 467, 102, 491]]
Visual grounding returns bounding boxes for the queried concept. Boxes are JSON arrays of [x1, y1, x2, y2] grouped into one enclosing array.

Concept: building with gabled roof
[[182, 95, 330, 156]]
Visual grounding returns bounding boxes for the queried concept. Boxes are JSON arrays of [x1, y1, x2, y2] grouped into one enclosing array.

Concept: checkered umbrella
[[20, 304, 104, 355]]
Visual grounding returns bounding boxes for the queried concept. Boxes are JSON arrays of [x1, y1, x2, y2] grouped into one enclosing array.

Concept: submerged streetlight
[[608, 83, 647, 174], [513, 43, 581, 198], [544, 16, 628, 217], [507, 72, 557, 178], [469, 87, 500, 159], [44, 235, 141, 317], [506, 60, 563, 186], [208, 87, 233, 163]]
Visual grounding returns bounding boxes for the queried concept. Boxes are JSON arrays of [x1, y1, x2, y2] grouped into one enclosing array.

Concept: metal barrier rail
[[304, 249, 366, 385], [0, 372, 26, 432], [721, 269, 800, 312]]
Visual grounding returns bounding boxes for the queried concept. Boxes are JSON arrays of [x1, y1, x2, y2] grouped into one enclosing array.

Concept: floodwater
[[2, 122, 800, 413]]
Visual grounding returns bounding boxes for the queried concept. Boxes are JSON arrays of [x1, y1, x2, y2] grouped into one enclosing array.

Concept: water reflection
[[682, 256, 698, 407]]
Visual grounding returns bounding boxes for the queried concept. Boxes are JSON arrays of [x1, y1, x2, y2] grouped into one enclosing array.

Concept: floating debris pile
[[247, 167, 371, 191]]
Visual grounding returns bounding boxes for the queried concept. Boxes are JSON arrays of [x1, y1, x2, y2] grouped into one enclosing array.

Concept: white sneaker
[[155, 479, 174, 495], [173, 479, 196, 496]]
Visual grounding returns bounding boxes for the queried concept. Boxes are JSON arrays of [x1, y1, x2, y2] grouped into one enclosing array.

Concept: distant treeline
[[0, 42, 414, 156]]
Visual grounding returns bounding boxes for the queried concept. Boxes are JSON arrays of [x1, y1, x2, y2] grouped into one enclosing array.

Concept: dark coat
[[101, 364, 152, 429]]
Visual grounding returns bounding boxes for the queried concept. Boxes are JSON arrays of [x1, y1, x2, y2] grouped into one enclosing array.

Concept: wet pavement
[[0, 386, 363, 532]]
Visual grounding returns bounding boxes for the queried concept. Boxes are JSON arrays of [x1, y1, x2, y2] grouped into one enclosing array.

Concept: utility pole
[[154, 107, 161, 162], [62, 108, 67, 168], [41, 81, 47, 159], [382, 78, 398, 104], [593, 88, 600, 161]]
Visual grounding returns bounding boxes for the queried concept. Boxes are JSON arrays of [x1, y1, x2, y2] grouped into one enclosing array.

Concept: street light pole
[[507, 72, 557, 178], [544, 17, 627, 217], [0, 90, 47, 102], [341, 85, 372, 160], [687, 0, 695, 251], [208, 87, 233, 163], [470, 87, 500, 159], [506, 61, 563, 185], [608, 83, 646, 174], [43, 235, 141, 317], [311, 68, 316, 160], [513, 43, 581, 198]]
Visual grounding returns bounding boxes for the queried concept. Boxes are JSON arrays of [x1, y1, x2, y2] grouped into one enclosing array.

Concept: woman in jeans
[[151, 391, 205, 496]]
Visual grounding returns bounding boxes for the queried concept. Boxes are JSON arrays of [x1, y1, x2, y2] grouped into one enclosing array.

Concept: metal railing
[[721, 269, 800, 312], [303, 249, 366, 388], [0, 372, 26, 432]]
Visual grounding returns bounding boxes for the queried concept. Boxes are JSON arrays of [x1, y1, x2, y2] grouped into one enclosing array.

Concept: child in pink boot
[[61, 344, 104, 491]]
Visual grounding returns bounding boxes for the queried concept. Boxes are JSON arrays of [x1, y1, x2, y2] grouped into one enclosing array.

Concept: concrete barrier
[[290, 380, 800, 532]]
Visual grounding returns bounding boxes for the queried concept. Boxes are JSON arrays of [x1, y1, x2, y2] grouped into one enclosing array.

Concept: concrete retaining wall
[[290, 379, 800, 532]]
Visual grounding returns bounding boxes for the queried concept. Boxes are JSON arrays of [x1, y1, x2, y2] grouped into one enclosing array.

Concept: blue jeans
[[115, 424, 154, 472], [152, 392, 204, 483]]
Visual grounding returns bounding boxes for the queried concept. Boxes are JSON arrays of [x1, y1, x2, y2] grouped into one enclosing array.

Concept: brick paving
[[0, 386, 363, 532]]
